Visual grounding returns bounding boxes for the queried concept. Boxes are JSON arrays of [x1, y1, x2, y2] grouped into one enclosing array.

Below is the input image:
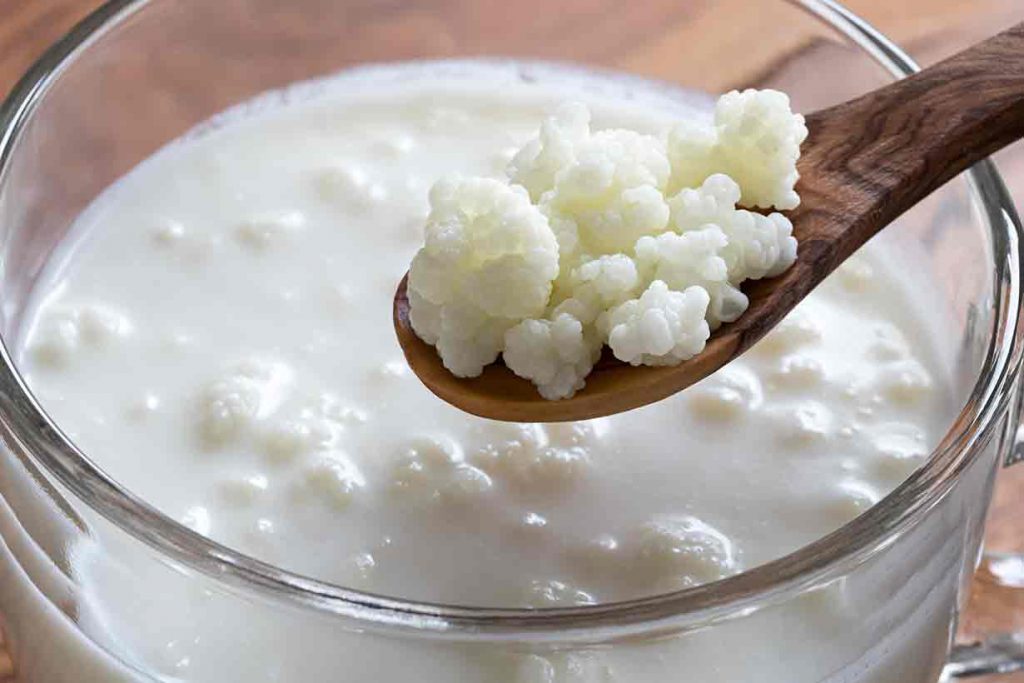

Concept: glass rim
[[0, 0, 1021, 643]]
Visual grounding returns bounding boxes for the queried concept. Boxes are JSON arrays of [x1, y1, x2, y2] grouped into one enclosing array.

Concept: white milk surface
[[12, 62, 957, 681]]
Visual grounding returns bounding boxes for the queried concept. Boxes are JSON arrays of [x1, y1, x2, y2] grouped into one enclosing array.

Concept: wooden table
[[1, 1, 1023, 681]]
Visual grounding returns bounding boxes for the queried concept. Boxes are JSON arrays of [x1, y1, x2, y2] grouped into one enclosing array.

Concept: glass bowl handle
[[944, 437, 1024, 678], [946, 634, 1024, 677]]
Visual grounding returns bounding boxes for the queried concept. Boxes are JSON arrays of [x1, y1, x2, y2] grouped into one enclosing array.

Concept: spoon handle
[[727, 24, 1024, 374], [797, 21, 1024, 267]]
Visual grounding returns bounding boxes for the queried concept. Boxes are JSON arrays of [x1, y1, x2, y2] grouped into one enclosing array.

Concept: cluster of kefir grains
[[28, 302, 134, 368], [407, 90, 807, 399]]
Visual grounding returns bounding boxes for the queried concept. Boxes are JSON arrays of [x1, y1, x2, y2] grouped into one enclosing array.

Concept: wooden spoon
[[395, 23, 1024, 423]]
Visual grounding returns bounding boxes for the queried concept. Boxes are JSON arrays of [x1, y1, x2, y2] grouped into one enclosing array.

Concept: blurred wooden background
[[1, 0, 1023, 681]]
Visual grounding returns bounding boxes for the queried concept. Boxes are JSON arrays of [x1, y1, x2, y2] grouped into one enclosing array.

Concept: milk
[[7, 61, 960, 682]]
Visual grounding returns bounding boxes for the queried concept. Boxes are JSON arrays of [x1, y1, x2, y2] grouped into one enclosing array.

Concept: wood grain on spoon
[[395, 22, 1024, 423]]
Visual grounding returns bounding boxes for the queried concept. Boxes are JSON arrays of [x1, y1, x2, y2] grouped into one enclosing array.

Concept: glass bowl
[[0, 0, 1021, 681]]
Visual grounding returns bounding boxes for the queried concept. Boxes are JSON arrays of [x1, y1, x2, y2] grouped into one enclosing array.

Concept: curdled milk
[[13, 62, 957, 681]]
